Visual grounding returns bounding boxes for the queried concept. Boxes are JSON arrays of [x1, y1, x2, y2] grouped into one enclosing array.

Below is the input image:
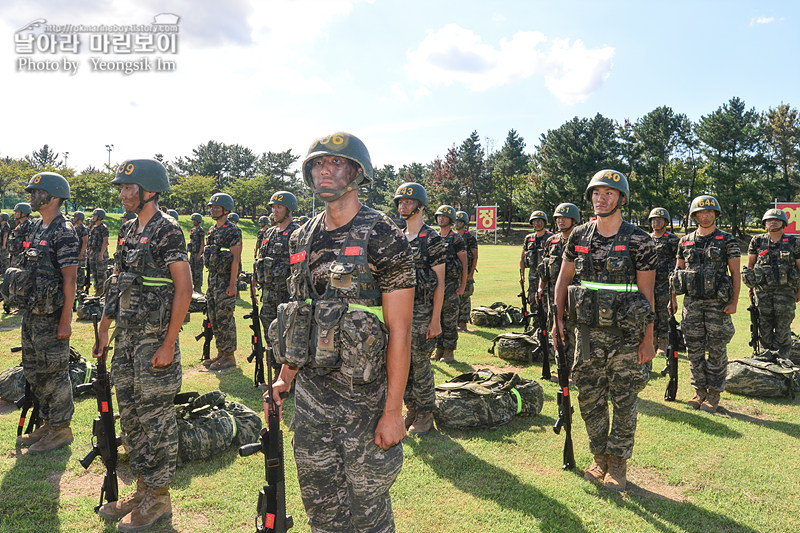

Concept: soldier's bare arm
[[553, 259, 576, 342], [227, 243, 242, 296], [426, 263, 445, 339], [747, 253, 757, 269], [151, 260, 192, 368], [635, 268, 656, 364], [58, 265, 78, 339], [724, 255, 740, 315], [100, 235, 108, 261], [456, 250, 468, 295]]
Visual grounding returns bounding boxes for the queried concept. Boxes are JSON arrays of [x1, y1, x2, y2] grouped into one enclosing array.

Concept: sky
[[1, 0, 798, 176]]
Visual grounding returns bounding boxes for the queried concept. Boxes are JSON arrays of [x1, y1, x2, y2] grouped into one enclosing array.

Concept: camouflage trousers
[[76, 257, 86, 290], [436, 279, 461, 350], [527, 272, 540, 307], [754, 288, 796, 358], [292, 370, 402, 533], [572, 325, 647, 459], [111, 327, 182, 488], [0, 249, 8, 276], [206, 273, 237, 352], [20, 310, 74, 427], [681, 297, 735, 392], [457, 280, 474, 327], [653, 283, 671, 348], [88, 256, 108, 296], [189, 255, 203, 292], [545, 287, 573, 367], [404, 306, 437, 412]]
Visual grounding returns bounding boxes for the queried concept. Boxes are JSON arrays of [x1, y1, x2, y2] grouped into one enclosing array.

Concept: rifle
[[195, 307, 214, 363], [532, 297, 551, 381], [517, 275, 532, 333], [748, 292, 760, 356], [244, 272, 266, 388], [239, 338, 292, 532], [83, 262, 91, 293], [76, 314, 119, 512], [12, 345, 41, 437], [661, 315, 680, 401], [552, 331, 575, 470]]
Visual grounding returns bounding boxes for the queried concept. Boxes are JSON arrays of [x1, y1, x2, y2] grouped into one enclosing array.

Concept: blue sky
[[1, 0, 797, 175]]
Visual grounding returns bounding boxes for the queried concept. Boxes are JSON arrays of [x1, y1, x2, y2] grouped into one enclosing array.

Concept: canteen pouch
[[567, 285, 595, 326], [595, 289, 619, 328], [312, 300, 347, 371], [329, 262, 356, 292], [669, 269, 686, 295], [340, 307, 386, 385], [271, 300, 313, 367], [0, 267, 33, 308], [537, 260, 548, 282], [31, 271, 64, 315], [715, 275, 734, 303], [741, 266, 756, 289], [116, 272, 169, 331]]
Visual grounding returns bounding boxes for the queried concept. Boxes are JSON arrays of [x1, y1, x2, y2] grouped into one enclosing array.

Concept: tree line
[[2, 97, 798, 236]]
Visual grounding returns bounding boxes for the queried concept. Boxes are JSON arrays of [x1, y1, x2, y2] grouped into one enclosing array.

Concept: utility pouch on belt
[[701, 269, 717, 298], [716, 275, 733, 302], [313, 300, 347, 370], [271, 300, 313, 367], [116, 272, 169, 330], [330, 263, 356, 290], [669, 269, 686, 295], [741, 266, 756, 288], [523, 249, 536, 268], [0, 267, 33, 308], [340, 306, 386, 384], [567, 285, 594, 325], [32, 272, 64, 315], [537, 260, 548, 282]]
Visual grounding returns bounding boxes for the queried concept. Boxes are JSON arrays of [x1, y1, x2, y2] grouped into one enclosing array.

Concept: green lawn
[[0, 218, 798, 533]]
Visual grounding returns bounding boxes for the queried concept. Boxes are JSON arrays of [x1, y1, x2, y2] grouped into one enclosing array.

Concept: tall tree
[[428, 147, 462, 209], [763, 103, 800, 201], [453, 131, 487, 209], [491, 129, 529, 234], [364, 164, 396, 213], [261, 150, 301, 188], [27, 144, 61, 170]]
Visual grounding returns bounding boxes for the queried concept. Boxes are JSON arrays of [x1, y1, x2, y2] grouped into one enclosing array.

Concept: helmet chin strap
[[133, 187, 157, 214], [399, 202, 421, 220]]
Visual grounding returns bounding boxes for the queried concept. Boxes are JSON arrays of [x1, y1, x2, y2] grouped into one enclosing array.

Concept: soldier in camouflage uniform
[[12, 173, 79, 455], [269, 132, 414, 533], [455, 210, 478, 331], [8, 202, 34, 268], [72, 211, 89, 291], [743, 209, 800, 359], [554, 170, 656, 492], [433, 205, 467, 363], [671, 195, 740, 414], [537, 203, 581, 363], [255, 215, 269, 259], [395, 182, 445, 436], [189, 213, 205, 292], [228, 212, 239, 225], [87, 208, 109, 296], [0, 212, 10, 277], [203, 193, 242, 370], [648, 207, 679, 366], [521, 210, 553, 307], [95, 159, 192, 532]]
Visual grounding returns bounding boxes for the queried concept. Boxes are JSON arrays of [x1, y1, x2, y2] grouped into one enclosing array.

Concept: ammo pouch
[[568, 284, 652, 335], [32, 271, 64, 315], [741, 267, 756, 289], [254, 256, 274, 285], [523, 249, 536, 268], [116, 272, 170, 331], [0, 267, 33, 309], [270, 299, 313, 367], [0, 266, 63, 314], [204, 245, 233, 274], [715, 275, 734, 302]]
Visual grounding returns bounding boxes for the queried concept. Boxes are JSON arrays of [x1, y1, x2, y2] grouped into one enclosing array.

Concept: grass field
[[1, 215, 798, 533]]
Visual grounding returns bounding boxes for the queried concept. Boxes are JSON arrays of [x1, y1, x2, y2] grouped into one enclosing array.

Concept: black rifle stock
[[748, 293, 760, 356], [195, 308, 214, 363], [518, 275, 532, 333], [244, 272, 266, 388], [552, 332, 575, 470], [532, 297, 551, 380], [76, 314, 119, 512], [11, 345, 41, 437], [661, 315, 680, 401], [83, 262, 91, 293]]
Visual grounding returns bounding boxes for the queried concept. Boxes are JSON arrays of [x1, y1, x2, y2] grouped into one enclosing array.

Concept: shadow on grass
[[406, 436, 588, 533], [718, 405, 800, 439], [638, 398, 742, 438]]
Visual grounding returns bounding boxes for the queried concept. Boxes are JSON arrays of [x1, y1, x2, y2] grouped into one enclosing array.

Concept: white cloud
[[406, 24, 614, 105], [750, 16, 779, 26]]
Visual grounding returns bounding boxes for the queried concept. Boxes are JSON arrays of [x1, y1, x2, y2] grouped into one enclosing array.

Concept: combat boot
[[404, 406, 418, 430], [16, 420, 50, 447], [431, 347, 444, 360], [409, 412, 434, 435], [687, 388, 707, 409], [202, 353, 222, 368], [440, 349, 455, 363], [603, 456, 627, 492], [99, 475, 145, 520], [209, 352, 236, 370], [700, 390, 720, 413], [28, 425, 73, 455], [583, 454, 608, 484], [117, 485, 172, 532]]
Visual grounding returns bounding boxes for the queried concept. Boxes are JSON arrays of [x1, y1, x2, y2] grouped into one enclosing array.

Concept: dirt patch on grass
[[0, 399, 16, 415], [716, 402, 777, 422], [54, 463, 136, 501], [626, 465, 688, 502]]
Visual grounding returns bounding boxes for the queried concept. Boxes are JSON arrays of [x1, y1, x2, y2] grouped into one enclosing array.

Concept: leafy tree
[[763, 103, 800, 201], [453, 131, 487, 209], [26, 144, 61, 170], [68, 167, 118, 211], [364, 164, 396, 213], [165, 175, 216, 213], [0, 157, 35, 209], [261, 150, 301, 189], [175, 141, 232, 189], [428, 147, 463, 209], [490, 129, 529, 234], [223, 174, 273, 218]]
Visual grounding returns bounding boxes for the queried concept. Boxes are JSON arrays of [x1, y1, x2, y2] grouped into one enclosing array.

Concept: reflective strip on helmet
[[511, 387, 522, 414], [142, 276, 173, 287], [580, 280, 637, 292]]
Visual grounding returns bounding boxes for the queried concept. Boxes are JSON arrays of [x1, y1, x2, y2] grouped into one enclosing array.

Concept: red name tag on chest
[[759, 249, 769, 256], [283, 231, 289, 236], [682, 241, 694, 247], [262, 238, 268, 246], [419, 232, 427, 237], [552, 237, 560, 243], [39, 240, 47, 246], [119, 238, 125, 246], [715, 235, 723, 240], [344, 246, 362, 256], [140, 237, 148, 244], [23, 241, 30, 248], [290, 251, 306, 264], [614, 245, 626, 251], [783, 238, 789, 242], [575, 245, 589, 253]]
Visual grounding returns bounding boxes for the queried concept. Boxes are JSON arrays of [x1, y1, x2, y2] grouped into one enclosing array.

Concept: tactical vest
[[409, 225, 438, 305], [523, 231, 550, 270], [203, 223, 235, 274], [269, 208, 388, 384], [189, 226, 204, 255], [88, 223, 107, 252], [538, 234, 565, 284], [671, 229, 733, 301], [442, 229, 463, 281], [461, 231, 476, 272], [255, 222, 298, 286], [6, 218, 32, 259], [744, 234, 800, 290]]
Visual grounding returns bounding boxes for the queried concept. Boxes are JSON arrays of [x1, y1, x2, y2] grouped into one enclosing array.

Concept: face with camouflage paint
[[309, 155, 361, 200], [532, 219, 545, 231], [765, 219, 784, 233], [694, 209, 716, 229], [28, 189, 50, 211], [650, 217, 667, 232]]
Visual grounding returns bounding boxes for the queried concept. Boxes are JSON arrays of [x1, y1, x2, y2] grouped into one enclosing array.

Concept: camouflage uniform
[[285, 206, 414, 532], [73, 222, 89, 289], [104, 211, 187, 488], [7, 217, 33, 268], [19, 214, 79, 429], [0, 219, 10, 275], [746, 233, 800, 358], [522, 230, 552, 303], [255, 224, 268, 259], [189, 224, 205, 292], [650, 231, 679, 374], [540, 232, 579, 362], [204, 221, 242, 352], [87, 222, 109, 295], [405, 223, 445, 414], [457, 230, 478, 328], [676, 229, 739, 392], [563, 221, 656, 459], [256, 221, 299, 339], [437, 229, 466, 351]]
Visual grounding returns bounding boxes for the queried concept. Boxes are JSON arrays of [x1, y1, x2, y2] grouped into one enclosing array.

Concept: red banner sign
[[476, 206, 496, 230], [777, 203, 800, 234]]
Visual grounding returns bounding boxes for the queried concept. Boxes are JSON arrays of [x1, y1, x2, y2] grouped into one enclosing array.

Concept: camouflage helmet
[[122, 211, 137, 221], [648, 207, 670, 222], [434, 205, 457, 224], [302, 132, 373, 200], [258, 215, 269, 225], [553, 203, 580, 223], [0, 213, 8, 221], [25, 172, 71, 199], [92, 208, 106, 219], [393, 182, 429, 208], [455, 211, 470, 224], [584, 169, 629, 203], [167, 209, 179, 220], [268, 191, 299, 213], [529, 210, 548, 225], [762, 208, 788, 227], [191, 213, 203, 223], [72, 211, 85, 221], [229, 212, 239, 223], [111, 159, 170, 192], [689, 195, 721, 218], [207, 192, 235, 212], [13, 203, 32, 215]]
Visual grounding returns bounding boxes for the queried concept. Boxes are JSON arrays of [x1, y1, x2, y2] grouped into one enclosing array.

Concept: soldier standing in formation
[[71, 211, 89, 291], [95, 159, 191, 531], [455, 210, 478, 331], [8, 202, 34, 268], [521, 210, 553, 307], [14, 173, 79, 454], [255, 215, 269, 259], [555, 170, 656, 492], [671, 195, 740, 414], [87, 208, 109, 296], [189, 213, 205, 292], [538, 202, 581, 360], [395, 182, 445, 436], [0, 212, 10, 275], [269, 132, 414, 532], [743, 208, 800, 359], [228, 212, 239, 225], [648, 208, 680, 366], [433, 205, 467, 363], [202, 193, 242, 371]]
